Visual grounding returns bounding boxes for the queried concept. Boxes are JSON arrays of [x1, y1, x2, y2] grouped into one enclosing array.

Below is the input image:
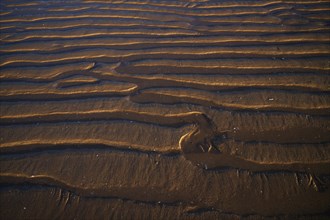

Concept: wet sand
[[0, 0, 330, 219]]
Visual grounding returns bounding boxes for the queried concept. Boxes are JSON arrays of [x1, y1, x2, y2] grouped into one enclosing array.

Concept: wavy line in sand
[[1, 173, 327, 216], [1, 109, 329, 174]]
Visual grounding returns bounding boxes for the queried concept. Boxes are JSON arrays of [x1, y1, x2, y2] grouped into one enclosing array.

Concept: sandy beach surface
[[0, 0, 330, 219]]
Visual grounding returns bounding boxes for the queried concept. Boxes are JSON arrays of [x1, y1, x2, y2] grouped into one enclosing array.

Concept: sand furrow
[[1, 97, 328, 142], [1, 151, 330, 215], [2, 35, 329, 53], [130, 88, 330, 115], [7, 185, 325, 220], [2, 63, 329, 93]]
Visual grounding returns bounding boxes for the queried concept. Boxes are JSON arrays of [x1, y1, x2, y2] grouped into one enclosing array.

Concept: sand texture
[[0, 0, 330, 219]]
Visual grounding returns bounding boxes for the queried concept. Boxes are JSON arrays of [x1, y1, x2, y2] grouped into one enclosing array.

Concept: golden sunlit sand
[[0, 0, 329, 219]]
